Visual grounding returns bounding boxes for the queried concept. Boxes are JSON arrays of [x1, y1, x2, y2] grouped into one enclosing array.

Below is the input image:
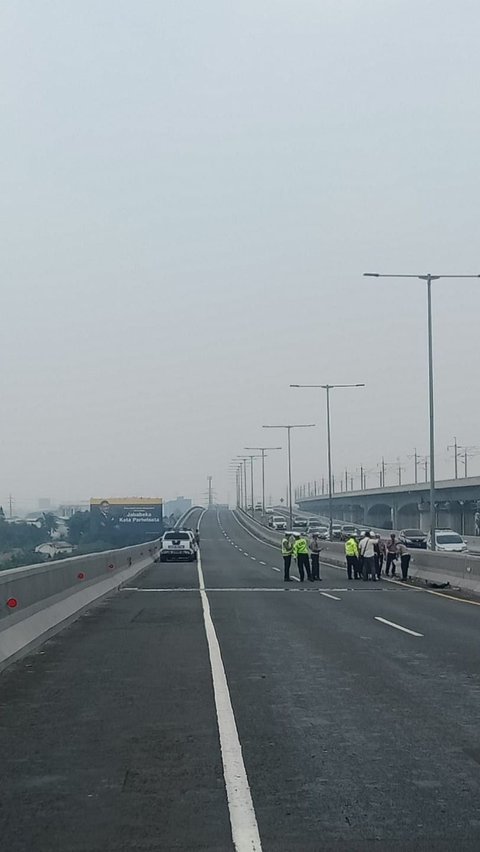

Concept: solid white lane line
[[197, 552, 262, 852], [374, 616, 423, 637], [321, 592, 341, 601], [231, 512, 279, 550]]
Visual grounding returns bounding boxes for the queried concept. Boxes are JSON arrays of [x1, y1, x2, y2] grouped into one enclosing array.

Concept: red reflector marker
[[77, 572, 85, 580], [6, 597, 18, 609]]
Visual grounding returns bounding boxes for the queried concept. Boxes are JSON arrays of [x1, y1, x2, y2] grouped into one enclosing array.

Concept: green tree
[[66, 511, 91, 546], [41, 513, 58, 538]]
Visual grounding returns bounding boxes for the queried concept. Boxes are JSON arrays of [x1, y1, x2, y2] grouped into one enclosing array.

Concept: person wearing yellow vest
[[345, 535, 360, 580], [281, 533, 294, 582], [293, 533, 313, 582]]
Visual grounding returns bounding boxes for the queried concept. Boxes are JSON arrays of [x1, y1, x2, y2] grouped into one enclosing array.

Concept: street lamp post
[[364, 272, 480, 549], [245, 447, 282, 517], [228, 464, 242, 507], [262, 425, 315, 528], [235, 458, 249, 512], [290, 383, 365, 540], [240, 455, 263, 517]]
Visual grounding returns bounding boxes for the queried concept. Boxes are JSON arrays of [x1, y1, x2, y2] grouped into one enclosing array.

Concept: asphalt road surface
[[3, 509, 480, 850]]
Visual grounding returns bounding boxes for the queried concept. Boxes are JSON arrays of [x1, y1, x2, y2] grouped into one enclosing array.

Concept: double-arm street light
[[364, 272, 480, 549], [262, 424, 315, 529], [245, 446, 282, 517], [290, 383, 365, 539]]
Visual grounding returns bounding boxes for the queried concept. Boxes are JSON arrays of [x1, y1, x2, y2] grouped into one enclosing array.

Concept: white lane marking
[[250, 557, 256, 561], [197, 551, 262, 852], [259, 561, 266, 565], [243, 552, 249, 556], [321, 592, 341, 601], [231, 512, 279, 550], [374, 616, 423, 637], [291, 575, 300, 582], [122, 586, 363, 593], [271, 567, 280, 572]]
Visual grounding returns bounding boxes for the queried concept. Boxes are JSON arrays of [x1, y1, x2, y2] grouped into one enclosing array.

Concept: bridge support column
[[390, 505, 398, 530], [418, 503, 430, 534]]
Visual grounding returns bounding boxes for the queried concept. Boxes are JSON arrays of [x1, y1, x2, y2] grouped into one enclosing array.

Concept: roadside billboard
[[89, 498, 163, 543]]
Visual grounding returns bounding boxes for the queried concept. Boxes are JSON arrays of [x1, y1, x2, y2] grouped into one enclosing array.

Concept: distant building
[[24, 513, 43, 528], [35, 541, 74, 558], [58, 503, 90, 518], [164, 496, 192, 518]]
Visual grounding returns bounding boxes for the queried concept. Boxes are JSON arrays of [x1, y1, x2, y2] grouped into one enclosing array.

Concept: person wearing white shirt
[[359, 531, 379, 581]]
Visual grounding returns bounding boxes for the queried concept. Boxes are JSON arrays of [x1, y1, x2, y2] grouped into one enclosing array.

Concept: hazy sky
[[1, 0, 479, 509]]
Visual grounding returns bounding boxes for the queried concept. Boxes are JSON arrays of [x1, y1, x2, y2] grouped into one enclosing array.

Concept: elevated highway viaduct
[[298, 474, 480, 534]]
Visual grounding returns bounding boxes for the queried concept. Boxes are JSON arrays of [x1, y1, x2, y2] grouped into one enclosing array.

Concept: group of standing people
[[281, 532, 323, 582], [345, 532, 411, 581], [281, 530, 411, 584]]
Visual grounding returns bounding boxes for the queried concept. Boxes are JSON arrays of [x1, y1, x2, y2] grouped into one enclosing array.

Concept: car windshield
[[164, 532, 190, 541], [436, 534, 463, 544], [403, 530, 424, 537]]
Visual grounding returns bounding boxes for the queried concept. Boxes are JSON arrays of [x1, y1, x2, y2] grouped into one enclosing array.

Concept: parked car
[[427, 529, 467, 553], [340, 524, 360, 541], [308, 525, 329, 539], [293, 517, 308, 529], [272, 516, 287, 531], [398, 528, 427, 549]]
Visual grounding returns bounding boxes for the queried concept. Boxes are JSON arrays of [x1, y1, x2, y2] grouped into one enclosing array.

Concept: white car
[[266, 507, 274, 514], [427, 529, 467, 553], [159, 529, 198, 562], [272, 516, 287, 531]]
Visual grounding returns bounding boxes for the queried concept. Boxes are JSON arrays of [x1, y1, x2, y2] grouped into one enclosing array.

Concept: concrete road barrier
[[0, 506, 204, 670]]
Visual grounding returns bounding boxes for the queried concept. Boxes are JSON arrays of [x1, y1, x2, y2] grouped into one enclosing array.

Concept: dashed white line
[[259, 561, 267, 565], [374, 616, 423, 637], [271, 567, 280, 572], [250, 557, 256, 561], [321, 592, 341, 601]]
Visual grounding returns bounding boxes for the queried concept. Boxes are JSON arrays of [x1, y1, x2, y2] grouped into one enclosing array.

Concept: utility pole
[[8, 494, 13, 519], [457, 446, 480, 478], [447, 437, 459, 479], [207, 476, 213, 508]]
